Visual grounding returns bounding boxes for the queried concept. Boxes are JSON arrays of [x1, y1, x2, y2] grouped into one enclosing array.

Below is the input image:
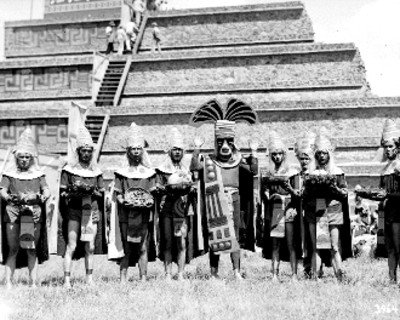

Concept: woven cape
[[107, 170, 157, 267], [155, 167, 206, 264], [0, 199, 49, 268], [56, 169, 108, 260], [261, 171, 303, 261]]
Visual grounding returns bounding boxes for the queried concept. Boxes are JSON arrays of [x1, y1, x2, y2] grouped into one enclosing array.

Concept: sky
[[0, 0, 399, 97]]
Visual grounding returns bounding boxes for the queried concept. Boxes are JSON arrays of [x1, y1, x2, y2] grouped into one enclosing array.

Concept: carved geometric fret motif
[[5, 22, 109, 56], [0, 67, 91, 93], [0, 119, 68, 148], [45, 0, 121, 14]]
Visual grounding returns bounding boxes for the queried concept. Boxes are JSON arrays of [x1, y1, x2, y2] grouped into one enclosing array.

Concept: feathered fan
[[190, 98, 258, 126]]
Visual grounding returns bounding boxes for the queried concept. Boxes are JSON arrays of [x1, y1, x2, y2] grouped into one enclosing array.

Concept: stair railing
[[94, 110, 111, 162], [92, 51, 109, 103]]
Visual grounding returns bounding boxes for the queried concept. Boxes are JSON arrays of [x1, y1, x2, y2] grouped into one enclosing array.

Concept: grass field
[[0, 251, 399, 320]]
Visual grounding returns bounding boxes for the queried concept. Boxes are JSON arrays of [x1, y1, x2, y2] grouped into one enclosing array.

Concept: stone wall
[[125, 48, 366, 95], [4, 20, 115, 58], [0, 118, 68, 153], [0, 65, 92, 101], [44, 0, 121, 21], [140, 2, 313, 50]]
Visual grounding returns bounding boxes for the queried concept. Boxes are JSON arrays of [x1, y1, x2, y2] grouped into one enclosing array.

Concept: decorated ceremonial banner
[[316, 211, 331, 249], [270, 195, 286, 238], [107, 182, 124, 260], [80, 196, 95, 242], [67, 102, 88, 166], [203, 156, 239, 254], [20, 210, 35, 249]]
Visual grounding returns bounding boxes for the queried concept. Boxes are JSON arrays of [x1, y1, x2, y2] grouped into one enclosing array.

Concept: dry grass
[[0, 252, 399, 320]]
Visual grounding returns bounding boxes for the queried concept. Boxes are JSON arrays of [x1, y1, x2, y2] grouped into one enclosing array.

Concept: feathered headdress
[[190, 98, 258, 139], [268, 130, 286, 153], [314, 127, 334, 153], [76, 125, 94, 149], [381, 119, 400, 146], [295, 131, 316, 157], [15, 127, 38, 157], [168, 127, 185, 150], [126, 122, 148, 149]]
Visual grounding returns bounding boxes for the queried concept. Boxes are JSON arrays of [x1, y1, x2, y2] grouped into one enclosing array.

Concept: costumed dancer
[[0, 128, 50, 288], [294, 131, 316, 278], [190, 99, 258, 280], [156, 127, 200, 281], [303, 127, 352, 281], [59, 126, 106, 288], [261, 131, 302, 282], [111, 123, 157, 282], [355, 119, 400, 284]]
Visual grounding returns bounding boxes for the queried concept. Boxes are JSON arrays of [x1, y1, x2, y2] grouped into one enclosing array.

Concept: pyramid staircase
[[85, 113, 110, 160], [94, 58, 130, 107], [94, 11, 148, 107]]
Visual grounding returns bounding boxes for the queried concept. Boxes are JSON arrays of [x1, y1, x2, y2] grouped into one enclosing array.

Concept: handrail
[[94, 110, 111, 161], [92, 51, 110, 103], [112, 56, 132, 106], [132, 10, 149, 54]]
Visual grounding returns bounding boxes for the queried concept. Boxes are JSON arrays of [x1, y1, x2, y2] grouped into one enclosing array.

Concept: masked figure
[[190, 99, 258, 280], [356, 119, 400, 284], [156, 127, 202, 280], [261, 131, 302, 282], [58, 125, 106, 287], [0, 128, 50, 288], [302, 127, 352, 281], [108, 123, 157, 282]]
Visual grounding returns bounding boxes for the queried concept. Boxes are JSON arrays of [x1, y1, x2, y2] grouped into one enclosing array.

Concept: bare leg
[[161, 217, 173, 279], [5, 223, 20, 289], [63, 220, 80, 287], [285, 222, 297, 280], [271, 238, 280, 282], [26, 223, 42, 287], [176, 235, 186, 281], [308, 222, 321, 279], [329, 225, 343, 281], [138, 229, 149, 281], [231, 250, 242, 280], [209, 252, 219, 278], [389, 223, 400, 283], [135, 11, 141, 26], [119, 223, 130, 283], [84, 224, 97, 285]]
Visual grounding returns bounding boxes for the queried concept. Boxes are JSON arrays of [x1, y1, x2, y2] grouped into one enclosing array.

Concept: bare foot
[[140, 275, 147, 282], [272, 275, 280, 283], [234, 271, 243, 281], [177, 273, 184, 281], [165, 274, 172, 282]]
